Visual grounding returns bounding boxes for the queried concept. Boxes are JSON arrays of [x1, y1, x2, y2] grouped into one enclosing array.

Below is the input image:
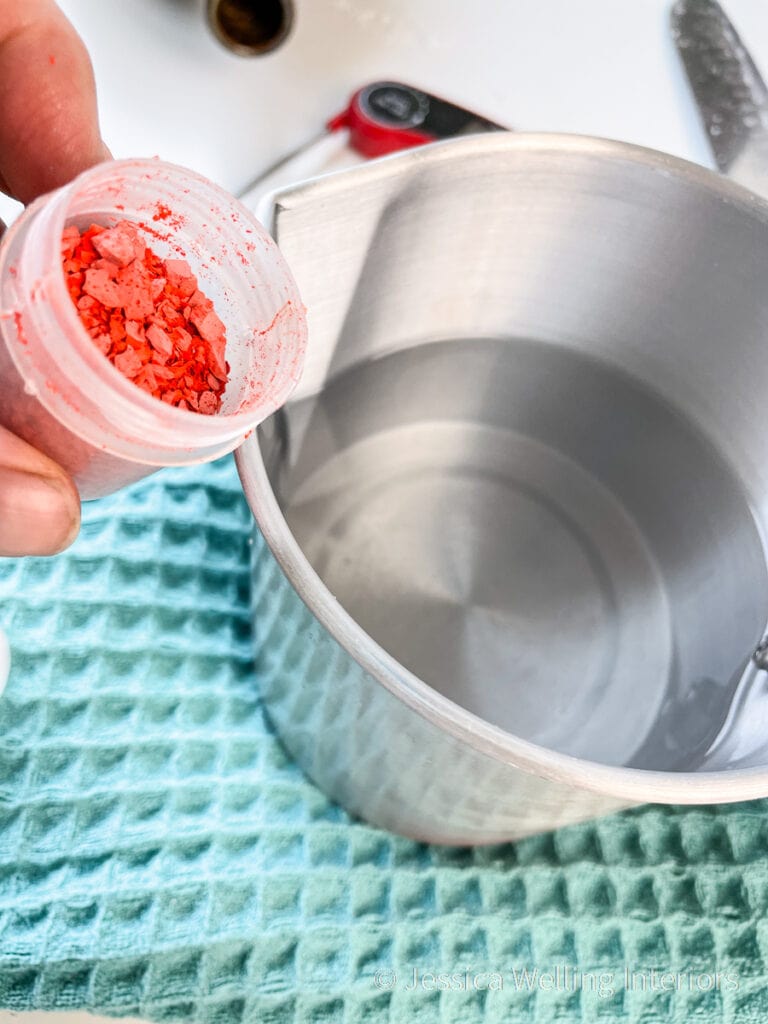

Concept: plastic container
[[0, 158, 307, 498]]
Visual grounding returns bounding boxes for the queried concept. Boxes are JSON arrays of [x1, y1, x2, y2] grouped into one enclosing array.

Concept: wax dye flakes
[[62, 220, 229, 414]]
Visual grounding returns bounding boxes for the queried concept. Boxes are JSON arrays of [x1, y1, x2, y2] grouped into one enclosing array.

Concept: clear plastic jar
[[0, 159, 307, 498]]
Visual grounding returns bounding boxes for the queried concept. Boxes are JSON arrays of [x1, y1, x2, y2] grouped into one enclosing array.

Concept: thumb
[[0, 0, 108, 203], [0, 424, 80, 556]]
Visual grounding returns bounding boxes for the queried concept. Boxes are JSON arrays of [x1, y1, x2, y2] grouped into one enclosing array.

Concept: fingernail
[[0, 468, 80, 557]]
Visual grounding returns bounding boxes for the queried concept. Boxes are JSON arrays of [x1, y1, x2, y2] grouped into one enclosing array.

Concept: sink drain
[[207, 0, 294, 55]]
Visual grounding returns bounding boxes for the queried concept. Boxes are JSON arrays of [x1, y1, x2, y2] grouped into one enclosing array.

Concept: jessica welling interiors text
[[372, 964, 740, 998]]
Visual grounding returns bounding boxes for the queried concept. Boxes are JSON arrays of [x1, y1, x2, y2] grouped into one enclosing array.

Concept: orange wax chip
[[61, 225, 80, 258], [146, 323, 174, 358], [83, 268, 123, 308], [92, 258, 119, 279], [164, 259, 193, 285], [198, 391, 218, 415], [155, 299, 181, 325], [125, 320, 146, 345], [114, 348, 143, 378], [117, 262, 155, 320], [92, 221, 146, 267], [189, 306, 226, 345], [206, 340, 228, 379], [174, 327, 193, 350]]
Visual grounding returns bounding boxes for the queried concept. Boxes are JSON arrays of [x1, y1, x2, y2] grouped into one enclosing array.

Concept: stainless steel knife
[[672, 0, 768, 196]]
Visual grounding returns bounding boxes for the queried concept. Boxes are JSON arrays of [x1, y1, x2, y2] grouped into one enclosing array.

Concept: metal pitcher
[[236, 132, 768, 843]]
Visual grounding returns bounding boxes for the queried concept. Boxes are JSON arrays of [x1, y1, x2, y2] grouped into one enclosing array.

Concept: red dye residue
[[62, 220, 229, 414], [13, 310, 25, 344], [151, 202, 184, 230], [256, 300, 293, 337]]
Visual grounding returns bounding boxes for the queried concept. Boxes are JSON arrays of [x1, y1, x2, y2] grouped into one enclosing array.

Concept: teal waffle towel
[[1, 456, 768, 1024]]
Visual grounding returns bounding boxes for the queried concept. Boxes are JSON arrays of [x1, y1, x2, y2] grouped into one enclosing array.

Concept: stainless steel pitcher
[[236, 132, 768, 843]]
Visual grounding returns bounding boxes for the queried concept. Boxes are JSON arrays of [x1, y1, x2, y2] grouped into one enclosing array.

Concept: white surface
[[0, 0, 767, 230], [67, 0, 748, 176], [3, 0, 768, 1021]]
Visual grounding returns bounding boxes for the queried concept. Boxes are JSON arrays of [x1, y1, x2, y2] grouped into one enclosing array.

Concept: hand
[[0, 0, 109, 556]]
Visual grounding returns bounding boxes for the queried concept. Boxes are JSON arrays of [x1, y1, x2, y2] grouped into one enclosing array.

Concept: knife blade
[[671, 0, 768, 196]]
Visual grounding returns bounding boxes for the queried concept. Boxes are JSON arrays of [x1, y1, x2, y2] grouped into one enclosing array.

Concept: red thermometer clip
[[327, 81, 504, 158]]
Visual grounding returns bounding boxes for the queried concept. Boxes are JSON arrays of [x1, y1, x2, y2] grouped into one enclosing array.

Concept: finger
[[0, 424, 80, 556], [0, 0, 108, 204]]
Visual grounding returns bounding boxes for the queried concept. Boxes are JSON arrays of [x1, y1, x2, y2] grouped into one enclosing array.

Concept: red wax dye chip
[[62, 219, 229, 414], [92, 220, 145, 267], [83, 268, 123, 307]]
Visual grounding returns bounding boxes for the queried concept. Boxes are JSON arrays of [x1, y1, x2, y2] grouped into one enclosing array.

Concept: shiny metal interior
[[261, 334, 766, 770], [242, 135, 768, 828]]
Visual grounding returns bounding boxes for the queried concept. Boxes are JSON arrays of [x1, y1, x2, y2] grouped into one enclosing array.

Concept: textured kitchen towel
[[0, 456, 768, 1024]]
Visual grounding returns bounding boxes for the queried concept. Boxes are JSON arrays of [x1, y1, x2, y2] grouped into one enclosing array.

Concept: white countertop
[[2, 0, 768, 233], [2, 0, 768, 1021]]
